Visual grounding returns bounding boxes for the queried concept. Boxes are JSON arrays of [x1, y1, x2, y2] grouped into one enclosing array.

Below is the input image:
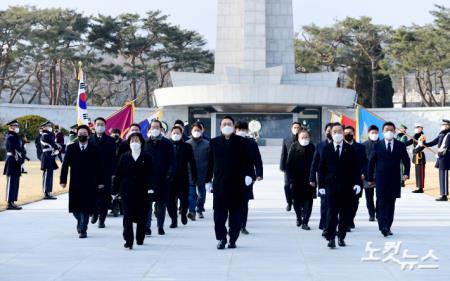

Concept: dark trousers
[[73, 212, 89, 234], [147, 200, 166, 229], [415, 164, 425, 189], [325, 195, 350, 240], [349, 195, 360, 227], [167, 187, 188, 222], [283, 174, 293, 205], [42, 169, 54, 193], [439, 169, 448, 196], [319, 195, 328, 229], [5, 176, 20, 203], [123, 215, 146, 245], [188, 184, 206, 213], [364, 187, 376, 218], [293, 198, 313, 225], [241, 198, 250, 229], [92, 187, 111, 223], [376, 198, 396, 231], [214, 207, 242, 244]]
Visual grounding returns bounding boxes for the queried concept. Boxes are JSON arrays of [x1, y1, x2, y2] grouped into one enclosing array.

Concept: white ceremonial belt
[[6, 152, 13, 156], [42, 148, 53, 152]]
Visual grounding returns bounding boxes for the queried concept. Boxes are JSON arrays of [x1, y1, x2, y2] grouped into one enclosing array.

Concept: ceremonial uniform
[[40, 121, 59, 198]]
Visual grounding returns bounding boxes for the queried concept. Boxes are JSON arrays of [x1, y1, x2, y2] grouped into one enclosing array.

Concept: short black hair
[[292, 121, 301, 127], [77, 125, 91, 134], [368, 125, 379, 132], [344, 125, 355, 133], [222, 115, 234, 124], [324, 122, 333, 131], [127, 132, 145, 148], [191, 122, 203, 131], [174, 119, 184, 127], [235, 121, 249, 130], [130, 123, 141, 130], [150, 119, 162, 128], [171, 126, 182, 133], [111, 128, 121, 134], [382, 121, 396, 130], [94, 117, 107, 124], [331, 122, 344, 130]]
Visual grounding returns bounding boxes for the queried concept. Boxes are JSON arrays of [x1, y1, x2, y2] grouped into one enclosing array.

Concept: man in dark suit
[[362, 125, 380, 221], [235, 121, 263, 235], [420, 119, 450, 201], [89, 117, 117, 228], [309, 123, 333, 230], [207, 116, 252, 250], [344, 126, 366, 230], [318, 123, 361, 249], [368, 121, 410, 237], [279, 122, 301, 211]]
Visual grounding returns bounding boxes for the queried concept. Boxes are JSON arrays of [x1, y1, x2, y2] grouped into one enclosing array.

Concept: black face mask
[[344, 134, 354, 142], [326, 132, 332, 140], [78, 135, 88, 142]]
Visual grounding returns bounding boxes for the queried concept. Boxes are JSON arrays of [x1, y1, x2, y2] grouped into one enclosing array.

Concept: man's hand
[[353, 185, 362, 195], [368, 181, 375, 187], [318, 188, 326, 196], [206, 182, 213, 193], [403, 175, 409, 181], [309, 181, 316, 188], [60, 183, 66, 188]]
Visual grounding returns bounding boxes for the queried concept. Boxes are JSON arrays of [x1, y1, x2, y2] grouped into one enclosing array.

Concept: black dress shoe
[[187, 212, 196, 221], [169, 221, 178, 228], [241, 228, 249, 235], [6, 204, 21, 210], [124, 243, 133, 249], [181, 214, 188, 225], [388, 230, 393, 236], [197, 212, 204, 219], [158, 228, 165, 235], [228, 243, 236, 249], [217, 240, 227, 250], [369, 216, 375, 222], [301, 224, 311, 230], [286, 204, 292, 212], [381, 228, 389, 237], [296, 220, 302, 227], [98, 221, 105, 228], [91, 215, 98, 224], [322, 230, 328, 240], [436, 196, 448, 201], [145, 228, 152, 236], [79, 232, 87, 238], [338, 238, 346, 247], [44, 195, 57, 200], [11, 203, 22, 210], [327, 238, 336, 249], [137, 241, 144, 246], [412, 189, 424, 193], [346, 227, 352, 232]]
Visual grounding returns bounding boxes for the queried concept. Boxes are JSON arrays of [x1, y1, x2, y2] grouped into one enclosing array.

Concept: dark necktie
[[387, 142, 392, 153], [335, 144, 340, 158], [81, 145, 85, 151]]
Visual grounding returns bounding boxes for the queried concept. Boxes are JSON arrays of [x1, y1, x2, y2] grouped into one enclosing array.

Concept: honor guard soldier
[[3, 120, 25, 210], [40, 121, 59, 199]]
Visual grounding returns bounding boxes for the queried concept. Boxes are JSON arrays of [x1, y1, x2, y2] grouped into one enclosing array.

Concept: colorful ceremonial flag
[[76, 62, 90, 126], [139, 110, 163, 139], [105, 102, 135, 138], [355, 105, 385, 142], [330, 112, 341, 123], [341, 114, 356, 129]]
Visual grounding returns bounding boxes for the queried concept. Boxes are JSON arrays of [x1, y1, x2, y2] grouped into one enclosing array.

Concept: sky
[[0, 0, 445, 49]]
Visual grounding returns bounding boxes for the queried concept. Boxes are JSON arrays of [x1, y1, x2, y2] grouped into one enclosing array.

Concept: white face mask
[[130, 142, 141, 152], [299, 139, 310, 146], [332, 133, 343, 143], [235, 131, 248, 137], [171, 134, 182, 141], [150, 128, 161, 138], [369, 133, 379, 141], [47, 127, 53, 133], [441, 125, 448, 131], [192, 131, 202, 139], [14, 127, 20, 134], [414, 128, 422, 134], [221, 126, 234, 136], [291, 128, 299, 135], [95, 125, 105, 134], [383, 131, 395, 140]]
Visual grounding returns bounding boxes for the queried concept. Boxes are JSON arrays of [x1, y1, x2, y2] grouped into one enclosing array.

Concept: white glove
[[318, 188, 326, 196], [52, 150, 60, 156], [206, 182, 213, 193], [245, 176, 253, 186], [148, 189, 155, 194], [353, 185, 361, 195]]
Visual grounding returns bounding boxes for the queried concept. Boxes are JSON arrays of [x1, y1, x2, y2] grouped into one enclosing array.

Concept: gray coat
[[187, 137, 210, 185]]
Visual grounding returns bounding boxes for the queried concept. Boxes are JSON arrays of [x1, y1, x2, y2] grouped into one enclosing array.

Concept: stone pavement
[[1, 157, 450, 280]]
